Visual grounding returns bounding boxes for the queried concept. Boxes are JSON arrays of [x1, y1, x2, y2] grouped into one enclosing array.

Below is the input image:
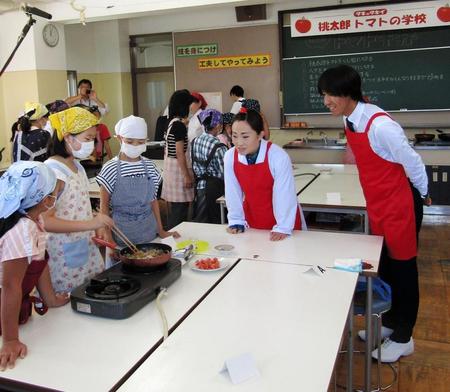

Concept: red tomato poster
[[291, 0, 450, 37]]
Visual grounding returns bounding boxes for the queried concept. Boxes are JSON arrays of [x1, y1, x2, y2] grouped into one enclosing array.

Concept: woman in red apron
[[0, 162, 69, 370], [224, 109, 303, 241], [318, 65, 430, 362]]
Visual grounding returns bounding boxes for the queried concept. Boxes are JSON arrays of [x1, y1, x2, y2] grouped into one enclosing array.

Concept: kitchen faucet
[[304, 130, 314, 143], [319, 131, 328, 145]]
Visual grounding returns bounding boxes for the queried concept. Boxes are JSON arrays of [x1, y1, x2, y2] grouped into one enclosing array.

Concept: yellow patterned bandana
[[50, 107, 98, 141], [24, 101, 48, 120]]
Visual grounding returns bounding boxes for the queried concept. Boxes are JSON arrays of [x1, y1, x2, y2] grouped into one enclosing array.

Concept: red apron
[[345, 113, 416, 260], [0, 255, 49, 335], [233, 142, 301, 230]]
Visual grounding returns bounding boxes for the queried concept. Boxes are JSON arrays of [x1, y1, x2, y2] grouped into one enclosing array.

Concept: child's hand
[[92, 213, 114, 229], [0, 340, 27, 371], [159, 230, 180, 239], [46, 292, 70, 308]]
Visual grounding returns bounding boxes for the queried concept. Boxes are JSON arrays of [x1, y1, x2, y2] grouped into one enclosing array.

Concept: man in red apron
[[318, 65, 430, 362]]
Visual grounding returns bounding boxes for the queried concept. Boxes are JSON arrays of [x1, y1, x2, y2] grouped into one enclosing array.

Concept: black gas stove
[[70, 259, 182, 319]]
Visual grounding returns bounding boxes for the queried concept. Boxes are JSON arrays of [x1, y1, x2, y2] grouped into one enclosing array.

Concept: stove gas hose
[[156, 287, 169, 341]]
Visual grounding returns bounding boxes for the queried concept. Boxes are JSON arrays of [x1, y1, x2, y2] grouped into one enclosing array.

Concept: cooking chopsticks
[[110, 225, 140, 254]]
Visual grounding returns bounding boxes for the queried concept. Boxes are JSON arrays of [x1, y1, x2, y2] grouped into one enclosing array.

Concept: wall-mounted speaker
[[235, 4, 267, 22]]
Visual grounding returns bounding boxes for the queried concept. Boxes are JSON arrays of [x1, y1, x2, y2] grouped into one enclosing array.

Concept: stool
[[352, 277, 397, 391]]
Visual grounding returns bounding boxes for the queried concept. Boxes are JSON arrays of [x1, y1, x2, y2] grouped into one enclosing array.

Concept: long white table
[[118, 259, 358, 392], [173, 222, 382, 391], [174, 222, 381, 270], [0, 223, 382, 392], [0, 255, 238, 391]]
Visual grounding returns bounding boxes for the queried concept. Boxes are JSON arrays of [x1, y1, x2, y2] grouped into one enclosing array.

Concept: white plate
[[190, 258, 229, 272]]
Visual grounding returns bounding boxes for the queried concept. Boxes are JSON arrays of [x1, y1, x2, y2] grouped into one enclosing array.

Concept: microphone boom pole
[[0, 5, 53, 78]]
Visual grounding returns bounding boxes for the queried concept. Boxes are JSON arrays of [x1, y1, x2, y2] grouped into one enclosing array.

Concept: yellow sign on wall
[[198, 54, 271, 70]]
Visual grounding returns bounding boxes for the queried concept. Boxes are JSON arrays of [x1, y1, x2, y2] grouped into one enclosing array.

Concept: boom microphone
[[21, 4, 52, 20]]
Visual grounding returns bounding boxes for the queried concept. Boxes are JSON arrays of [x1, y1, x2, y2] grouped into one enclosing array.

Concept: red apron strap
[[364, 112, 392, 133]]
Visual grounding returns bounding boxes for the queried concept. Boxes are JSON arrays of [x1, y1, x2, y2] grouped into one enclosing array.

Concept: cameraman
[[65, 79, 109, 117]]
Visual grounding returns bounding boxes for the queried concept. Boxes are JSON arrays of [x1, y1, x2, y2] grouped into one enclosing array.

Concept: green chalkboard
[[281, 26, 450, 114]]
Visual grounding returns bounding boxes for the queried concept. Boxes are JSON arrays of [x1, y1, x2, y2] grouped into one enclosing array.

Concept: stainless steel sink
[[284, 139, 346, 150]]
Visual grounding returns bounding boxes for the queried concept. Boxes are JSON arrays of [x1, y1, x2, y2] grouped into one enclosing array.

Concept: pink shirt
[[0, 217, 47, 286]]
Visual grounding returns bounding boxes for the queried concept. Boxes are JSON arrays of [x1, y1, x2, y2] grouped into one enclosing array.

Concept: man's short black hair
[[77, 79, 92, 89], [317, 65, 364, 102], [230, 85, 244, 97]]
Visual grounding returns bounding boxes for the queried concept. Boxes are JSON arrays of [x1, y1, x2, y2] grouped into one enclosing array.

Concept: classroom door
[[136, 72, 174, 140]]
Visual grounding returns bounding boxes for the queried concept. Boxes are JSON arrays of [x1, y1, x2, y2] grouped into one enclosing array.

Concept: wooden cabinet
[[426, 165, 450, 205]]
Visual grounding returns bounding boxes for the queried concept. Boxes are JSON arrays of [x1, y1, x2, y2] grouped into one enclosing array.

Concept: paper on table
[[303, 265, 326, 277], [221, 352, 260, 384], [326, 192, 341, 204]]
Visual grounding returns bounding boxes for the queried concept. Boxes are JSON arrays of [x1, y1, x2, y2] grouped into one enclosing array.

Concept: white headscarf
[[115, 115, 147, 139]]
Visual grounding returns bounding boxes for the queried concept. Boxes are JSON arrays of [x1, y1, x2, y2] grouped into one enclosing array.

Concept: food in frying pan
[[127, 248, 165, 259]]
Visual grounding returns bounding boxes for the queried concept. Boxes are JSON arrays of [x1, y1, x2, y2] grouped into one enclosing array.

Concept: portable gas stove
[[70, 259, 182, 319]]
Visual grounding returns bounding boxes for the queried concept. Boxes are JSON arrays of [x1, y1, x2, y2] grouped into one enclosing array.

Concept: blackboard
[[281, 26, 450, 114]]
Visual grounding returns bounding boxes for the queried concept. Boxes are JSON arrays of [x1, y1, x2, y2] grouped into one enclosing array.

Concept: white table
[[173, 222, 382, 391], [174, 222, 381, 269], [0, 255, 238, 392], [118, 259, 358, 392], [88, 159, 164, 199]]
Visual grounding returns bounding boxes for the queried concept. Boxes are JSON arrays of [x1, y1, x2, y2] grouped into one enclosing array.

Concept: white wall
[[0, 11, 37, 71], [65, 19, 130, 73]]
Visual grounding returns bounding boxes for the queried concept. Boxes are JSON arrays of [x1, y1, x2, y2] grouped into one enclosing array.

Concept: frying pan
[[436, 129, 450, 142], [414, 133, 435, 143], [92, 237, 172, 268]]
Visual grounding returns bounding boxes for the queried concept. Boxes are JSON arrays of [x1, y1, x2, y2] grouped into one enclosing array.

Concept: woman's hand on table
[[227, 225, 245, 234], [270, 232, 289, 241], [159, 230, 180, 239], [0, 340, 27, 371]]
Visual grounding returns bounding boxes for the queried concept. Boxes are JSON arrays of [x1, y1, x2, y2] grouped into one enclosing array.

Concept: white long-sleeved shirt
[[230, 97, 245, 114], [187, 109, 203, 142], [346, 102, 428, 196], [224, 139, 299, 235]]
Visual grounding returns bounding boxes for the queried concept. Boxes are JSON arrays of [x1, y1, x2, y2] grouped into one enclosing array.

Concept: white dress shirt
[[230, 97, 245, 114], [346, 102, 428, 196], [224, 139, 301, 235], [188, 109, 203, 142]]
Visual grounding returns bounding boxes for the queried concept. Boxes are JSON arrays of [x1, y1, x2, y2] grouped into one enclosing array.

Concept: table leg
[[220, 203, 225, 224], [365, 275, 373, 392], [346, 300, 353, 391], [364, 212, 369, 234]]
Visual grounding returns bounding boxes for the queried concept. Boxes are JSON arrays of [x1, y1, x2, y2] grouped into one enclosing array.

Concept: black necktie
[[346, 118, 355, 132]]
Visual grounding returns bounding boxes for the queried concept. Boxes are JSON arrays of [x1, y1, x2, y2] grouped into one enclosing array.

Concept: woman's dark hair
[[77, 79, 92, 89], [10, 121, 19, 142], [230, 85, 244, 97], [0, 211, 25, 238], [232, 109, 264, 134], [168, 89, 193, 120], [317, 65, 364, 102], [48, 131, 71, 158]]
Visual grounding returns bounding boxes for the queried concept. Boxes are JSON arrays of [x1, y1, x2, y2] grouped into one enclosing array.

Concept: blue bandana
[[0, 161, 56, 218]]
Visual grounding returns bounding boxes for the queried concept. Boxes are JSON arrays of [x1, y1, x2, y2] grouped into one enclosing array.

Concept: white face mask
[[70, 137, 95, 159], [121, 142, 146, 159]]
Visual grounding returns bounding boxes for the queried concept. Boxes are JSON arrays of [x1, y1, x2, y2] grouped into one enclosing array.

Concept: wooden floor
[[330, 214, 450, 391]]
